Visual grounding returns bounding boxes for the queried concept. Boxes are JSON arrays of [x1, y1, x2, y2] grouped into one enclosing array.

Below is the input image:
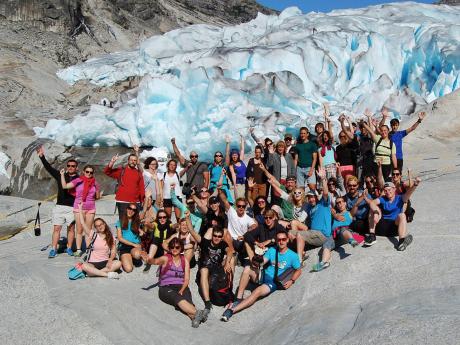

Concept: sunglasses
[[293, 191, 303, 196], [236, 204, 246, 209], [127, 207, 137, 211], [212, 234, 223, 239], [257, 200, 266, 204], [157, 216, 167, 219], [170, 245, 181, 250], [85, 170, 94, 174], [67, 164, 77, 168], [285, 138, 292, 141], [392, 172, 401, 176], [264, 216, 274, 220], [214, 154, 223, 158], [347, 184, 358, 187], [190, 155, 198, 158], [187, 201, 195, 205], [277, 237, 288, 243]]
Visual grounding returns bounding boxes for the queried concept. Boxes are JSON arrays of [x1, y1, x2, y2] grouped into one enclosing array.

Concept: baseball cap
[[209, 196, 219, 204], [306, 190, 317, 197], [284, 133, 293, 140], [384, 182, 395, 188]]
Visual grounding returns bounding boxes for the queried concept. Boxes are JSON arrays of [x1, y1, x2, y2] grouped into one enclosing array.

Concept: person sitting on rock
[[364, 178, 421, 250], [141, 238, 206, 328], [77, 203, 121, 279], [188, 218, 232, 321], [331, 196, 360, 248], [162, 216, 196, 264], [345, 175, 370, 234], [115, 203, 144, 273], [60, 165, 101, 257], [36, 145, 78, 258], [221, 229, 301, 322]]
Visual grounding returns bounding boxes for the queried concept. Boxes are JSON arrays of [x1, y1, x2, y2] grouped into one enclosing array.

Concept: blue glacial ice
[[35, 3, 460, 158]]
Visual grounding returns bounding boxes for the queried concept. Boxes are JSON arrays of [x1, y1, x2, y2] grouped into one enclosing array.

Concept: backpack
[[197, 265, 234, 306], [160, 253, 186, 281], [374, 137, 394, 159], [163, 171, 183, 187]]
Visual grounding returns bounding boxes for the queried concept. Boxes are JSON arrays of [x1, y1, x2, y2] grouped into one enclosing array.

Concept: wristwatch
[[417, 118, 422, 124]]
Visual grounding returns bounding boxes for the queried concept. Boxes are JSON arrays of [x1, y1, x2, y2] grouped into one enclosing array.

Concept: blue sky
[[257, 1, 435, 13]]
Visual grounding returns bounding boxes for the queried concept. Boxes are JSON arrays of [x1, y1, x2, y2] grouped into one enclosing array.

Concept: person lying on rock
[[141, 238, 206, 328], [221, 229, 301, 322], [364, 176, 421, 250]]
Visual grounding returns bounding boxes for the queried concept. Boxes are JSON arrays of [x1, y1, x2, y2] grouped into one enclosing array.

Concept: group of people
[[37, 104, 425, 327]]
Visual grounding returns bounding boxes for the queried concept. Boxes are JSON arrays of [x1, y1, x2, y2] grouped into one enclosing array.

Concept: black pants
[[397, 159, 403, 172]]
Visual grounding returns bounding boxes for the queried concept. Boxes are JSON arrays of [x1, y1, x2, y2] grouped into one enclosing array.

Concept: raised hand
[[133, 144, 140, 153], [247, 177, 255, 189], [60, 168, 65, 175], [381, 106, 390, 118], [110, 153, 119, 164], [418, 111, 426, 120], [36, 145, 44, 157], [170, 138, 176, 144], [316, 167, 326, 180], [364, 108, 373, 118], [225, 134, 231, 143]]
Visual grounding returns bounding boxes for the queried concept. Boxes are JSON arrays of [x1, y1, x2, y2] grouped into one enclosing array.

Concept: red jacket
[[104, 165, 145, 203]]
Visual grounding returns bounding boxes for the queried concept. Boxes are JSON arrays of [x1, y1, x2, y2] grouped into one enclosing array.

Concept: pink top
[[88, 230, 112, 263], [72, 177, 100, 211]]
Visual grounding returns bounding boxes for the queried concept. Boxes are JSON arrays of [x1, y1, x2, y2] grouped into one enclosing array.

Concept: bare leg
[[74, 212, 83, 251], [66, 223, 75, 249], [164, 207, 172, 219], [244, 242, 255, 262], [321, 248, 331, 264], [291, 220, 308, 231], [296, 234, 306, 262], [184, 248, 194, 262], [232, 284, 271, 313], [341, 229, 353, 242], [200, 268, 210, 302], [395, 213, 407, 240], [148, 244, 158, 259], [368, 210, 381, 235], [177, 300, 197, 319], [131, 247, 142, 260], [236, 266, 258, 299], [82, 262, 109, 277], [121, 253, 134, 273], [173, 207, 181, 221], [51, 225, 62, 249]]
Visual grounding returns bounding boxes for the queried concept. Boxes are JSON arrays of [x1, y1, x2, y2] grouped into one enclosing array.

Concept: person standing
[[292, 127, 318, 191], [104, 152, 145, 219], [171, 138, 209, 192], [36, 145, 79, 258]]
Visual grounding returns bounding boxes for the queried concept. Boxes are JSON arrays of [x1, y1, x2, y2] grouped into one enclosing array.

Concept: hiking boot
[[311, 261, 330, 272], [363, 234, 377, 247], [192, 310, 205, 328], [66, 248, 74, 256], [107, 272, 120, 279], [397, 234, 413, 251], [349, 238, 359, 247], [48, 249, 57, 258], [143, 264, 151, 273], [221, 308, 233, 322], [74, 249, 82, 257]]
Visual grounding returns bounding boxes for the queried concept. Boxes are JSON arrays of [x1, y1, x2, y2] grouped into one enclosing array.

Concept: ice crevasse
[[35, 3, 460, 158]]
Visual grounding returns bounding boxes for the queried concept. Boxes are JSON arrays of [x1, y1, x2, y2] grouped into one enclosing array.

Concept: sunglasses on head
[[277, 237, 288, 243], [67, 164, 77, 168]]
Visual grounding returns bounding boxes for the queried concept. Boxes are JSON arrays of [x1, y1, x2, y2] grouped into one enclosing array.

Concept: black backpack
[[197, 266, 234, 306]]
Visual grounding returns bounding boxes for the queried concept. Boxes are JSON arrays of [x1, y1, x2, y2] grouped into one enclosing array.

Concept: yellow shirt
[[373, 135, 396, 165]]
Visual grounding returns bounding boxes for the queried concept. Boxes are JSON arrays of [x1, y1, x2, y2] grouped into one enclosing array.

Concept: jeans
[[296, 166, 316, 188]]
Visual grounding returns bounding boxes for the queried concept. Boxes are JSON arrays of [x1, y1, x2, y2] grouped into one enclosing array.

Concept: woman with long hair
[[142, 157, 163, 208], [163, 215, 196, 263], [318, 131, 337, 180], [267, 140, 296, 205], [78, 203, 121, 278], [228, 136, 246, 200], [61, 165, 101, 257], [161, 159, 183, 219], [141, 238, 205, 328], [116, 203, 144, 273]]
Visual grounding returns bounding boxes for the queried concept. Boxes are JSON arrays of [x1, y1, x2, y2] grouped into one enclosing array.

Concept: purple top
[[159, 260, 185, 286], [72, 177, 100, 211]]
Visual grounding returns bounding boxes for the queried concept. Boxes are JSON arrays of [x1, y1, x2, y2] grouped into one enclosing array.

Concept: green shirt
[[280, 185, 294, 221], [293, 141, 318, 168]]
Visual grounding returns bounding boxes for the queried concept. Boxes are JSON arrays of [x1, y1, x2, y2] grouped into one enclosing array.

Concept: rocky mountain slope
[[0, 0, 275, 195]]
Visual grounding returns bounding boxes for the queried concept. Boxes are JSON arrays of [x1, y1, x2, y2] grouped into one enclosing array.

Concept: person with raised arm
[[361, 115, 397, 181], [228, 135, 247, 200], [104, 151, 145, 220], [160, 159, 183, 219], [60, 165, 101, 257], [364, 176, 421, 250], [385, 111, 426, 171], [208, 144, 233, 204], [77, 203, 121, 279], [267, 140, 296, 205], [246, 145, 268, 204], [36, 145, 78, 258], [162, 216, 196, 263], [140, 237, 206, 328], [171, 138, 209, 192], [221, 229, 301, 322], [318, 131, 337, 180], [292, 127, 318, 192], [337, 114, 359, 180]]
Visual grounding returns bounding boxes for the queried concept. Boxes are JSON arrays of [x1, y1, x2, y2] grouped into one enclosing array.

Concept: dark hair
[[253, 196, 269, 216], [212, 225, 224, 235], [83, 164, 95, 172], [167, 159, 177, 171], [67, 159, 78, 165], [155, 209, 169, 222], [299, 126, 309, 133], [128, 153, 137, 160], [93, 218, 114, 249], [276, 229, 289, 238], [143, 157, 157, 169], [328, 177, 337, 185], [255, 145, 263, 152], [235, 197, 247, 205], [390, 118, 400, 125], [121, 203, 140, 234], [168, 237, 184, 252]]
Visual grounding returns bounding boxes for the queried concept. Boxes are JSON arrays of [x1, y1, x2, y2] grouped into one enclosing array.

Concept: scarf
[[320, 143, 332, 157], [80, 175, 95, 202]]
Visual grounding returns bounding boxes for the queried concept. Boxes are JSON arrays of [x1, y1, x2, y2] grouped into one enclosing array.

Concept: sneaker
[[74, 249, 82, 257], [202, 308, 211, 323], [221, 308, 234, 322], [107, 272, 120, 279], [143, 264, 151, 273], [231, 298, 242, 309], [311, 261, 330, 272], [66, 248, 74, 256], [349, 238, 359, 247], [363, 234, 377, 247], [48, 249, 57, 258], [192, 310, 205, 328], [397, 234, 413, 251]]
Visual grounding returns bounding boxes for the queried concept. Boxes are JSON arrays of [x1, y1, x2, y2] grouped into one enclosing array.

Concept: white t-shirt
[[162, 172, 182, 199], [143, 171, 162, 200], [226, 206, 256, 239]]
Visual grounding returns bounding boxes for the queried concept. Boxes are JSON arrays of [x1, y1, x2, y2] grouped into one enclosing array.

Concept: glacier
[[35, 2, 460, 158]]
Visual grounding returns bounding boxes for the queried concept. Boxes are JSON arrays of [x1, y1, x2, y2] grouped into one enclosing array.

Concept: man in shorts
[[36, 145, 79, 258], [365, 180, 421, 250], [221, 229, 301, 321]]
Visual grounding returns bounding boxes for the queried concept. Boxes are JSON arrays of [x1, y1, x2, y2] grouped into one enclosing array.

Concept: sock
[[205, 300, 212, 310]]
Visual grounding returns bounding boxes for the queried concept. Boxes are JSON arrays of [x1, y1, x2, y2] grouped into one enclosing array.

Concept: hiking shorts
[[376, 219, 398, 237], [159, 285, 193, 307], [52, 205, 74, 226], [300, 230, 335, 250]]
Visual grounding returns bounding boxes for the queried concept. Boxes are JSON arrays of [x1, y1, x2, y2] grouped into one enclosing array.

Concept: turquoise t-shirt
[[263, 247, 301, 281], [319, 146, 336, 166], [332, 211, 352, 229], [310, 196, 333, 237], [115, 220, 140, 244]]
